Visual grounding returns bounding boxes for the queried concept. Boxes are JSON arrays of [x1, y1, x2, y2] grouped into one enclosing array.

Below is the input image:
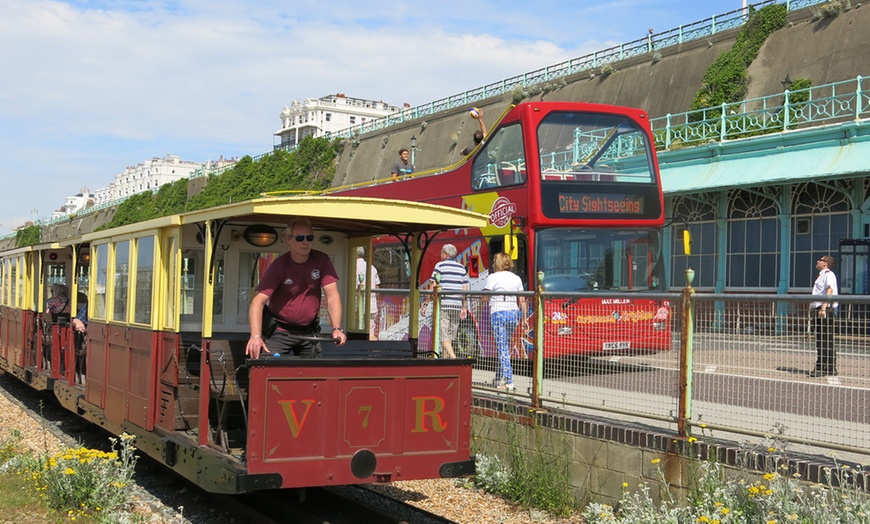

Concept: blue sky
[[0, 0, 746, 236]]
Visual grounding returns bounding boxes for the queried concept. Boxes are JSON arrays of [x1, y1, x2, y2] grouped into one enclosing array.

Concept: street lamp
[[781, 74, 793, 91], [410, 135, 417, 165]]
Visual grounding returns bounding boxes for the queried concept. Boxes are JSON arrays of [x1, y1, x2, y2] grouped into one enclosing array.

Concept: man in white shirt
[[809, 255, 838, 377]]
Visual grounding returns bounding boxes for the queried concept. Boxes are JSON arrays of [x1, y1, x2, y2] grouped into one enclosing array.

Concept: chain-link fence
[[370, 286, 870, 459]]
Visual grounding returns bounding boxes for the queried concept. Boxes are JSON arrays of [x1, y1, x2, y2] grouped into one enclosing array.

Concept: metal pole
[[532, 271, 545, 408], [678, 268, 695, 438]]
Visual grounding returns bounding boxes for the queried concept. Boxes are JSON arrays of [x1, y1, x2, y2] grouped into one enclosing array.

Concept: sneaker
[[503, 383, 516, 392]]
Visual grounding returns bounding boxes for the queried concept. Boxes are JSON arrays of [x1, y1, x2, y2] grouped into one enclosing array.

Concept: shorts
[[439, 308, 461, 342]]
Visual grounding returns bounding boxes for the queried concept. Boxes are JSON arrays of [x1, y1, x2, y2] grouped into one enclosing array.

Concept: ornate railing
[[650, 75, 869, 150]]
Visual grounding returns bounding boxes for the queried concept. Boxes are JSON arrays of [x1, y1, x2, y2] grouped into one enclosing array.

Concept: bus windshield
[[536, 229, 665, 292], [537, 112, 654, 184]]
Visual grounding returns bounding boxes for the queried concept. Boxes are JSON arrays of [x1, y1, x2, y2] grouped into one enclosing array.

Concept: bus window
[[471, 123, 526, 190], [538, 112, 653, 183], [536, 229, 664, 292]]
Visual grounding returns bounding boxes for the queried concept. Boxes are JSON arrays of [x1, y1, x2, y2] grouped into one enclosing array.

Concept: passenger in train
[[246, 218, 348, 359], [71, 292, 88, 382], [45, 284, 71, 321], [71, 293, 88, 333], [484, 252, 526, 391]]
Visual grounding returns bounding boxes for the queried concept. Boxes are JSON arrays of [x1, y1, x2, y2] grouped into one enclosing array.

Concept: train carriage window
[[113, 241, 130, 322], [93, 244, 108, 320], [46, 262, 66, 288], [237, 251, 280, 324], [12, 256, 20, 307], [181, 249, 203, 324], [0, 259, 5, 306], [134, 236, 154, 325], [214, 253, 225, 321], [163, 236, 177, 329], [471, 123, 526, 190]]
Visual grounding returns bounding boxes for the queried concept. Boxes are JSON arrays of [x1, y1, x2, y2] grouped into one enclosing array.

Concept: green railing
[[650, 75, 869, 150]]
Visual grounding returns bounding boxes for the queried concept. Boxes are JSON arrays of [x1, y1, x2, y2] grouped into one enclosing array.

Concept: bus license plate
[[603, 341, 630, 351]]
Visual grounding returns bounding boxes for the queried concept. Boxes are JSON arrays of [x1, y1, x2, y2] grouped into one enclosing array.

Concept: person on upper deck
[[460, 107, 487, 157], [390, 148, 415, 179], [246, 218, 347, 359]]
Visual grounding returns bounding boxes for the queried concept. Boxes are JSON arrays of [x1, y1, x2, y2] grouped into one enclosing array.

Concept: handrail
[[650, 75, 869, 150]]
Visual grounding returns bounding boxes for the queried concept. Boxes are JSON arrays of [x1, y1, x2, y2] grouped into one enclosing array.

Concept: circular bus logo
[[490, 197, 517, 228]]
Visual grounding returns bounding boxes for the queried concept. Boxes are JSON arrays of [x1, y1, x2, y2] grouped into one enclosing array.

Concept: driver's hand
[[334, 330, 347, 346], [246, 336, 268, 359]]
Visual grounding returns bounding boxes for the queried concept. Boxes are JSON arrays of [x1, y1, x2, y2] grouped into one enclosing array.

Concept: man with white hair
[[429, 243, 469, 358]]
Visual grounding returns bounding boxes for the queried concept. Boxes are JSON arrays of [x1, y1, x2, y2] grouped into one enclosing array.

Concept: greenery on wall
[[103, 136, 338, 229], [690, 4, 788, 115], [15, 225, 41, 247]]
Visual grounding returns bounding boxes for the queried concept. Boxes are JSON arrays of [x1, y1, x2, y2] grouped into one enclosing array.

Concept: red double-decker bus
[[335, 101, 669, 359]]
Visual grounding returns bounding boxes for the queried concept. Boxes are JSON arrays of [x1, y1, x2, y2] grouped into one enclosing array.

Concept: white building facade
[[274, 94, 403, 149], [52, 188, 95, 219], [93, 155, 203, 206]]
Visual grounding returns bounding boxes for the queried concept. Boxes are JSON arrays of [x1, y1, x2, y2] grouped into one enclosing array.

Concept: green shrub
[[690, 4, 788, 119]]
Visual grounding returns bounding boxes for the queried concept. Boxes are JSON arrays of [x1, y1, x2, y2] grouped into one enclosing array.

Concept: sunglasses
[[292, 234, 315, 242]]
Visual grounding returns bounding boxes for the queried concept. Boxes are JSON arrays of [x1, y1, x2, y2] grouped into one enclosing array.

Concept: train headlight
[[557, 326, 573, 336]]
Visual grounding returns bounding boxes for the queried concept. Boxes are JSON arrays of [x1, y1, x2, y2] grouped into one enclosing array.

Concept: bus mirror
[[682, 230, 692, 256], [503, 234, 519, 260]]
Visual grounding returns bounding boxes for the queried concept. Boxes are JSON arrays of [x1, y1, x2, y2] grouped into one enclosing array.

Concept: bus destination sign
[[558, 193, 644, 214]]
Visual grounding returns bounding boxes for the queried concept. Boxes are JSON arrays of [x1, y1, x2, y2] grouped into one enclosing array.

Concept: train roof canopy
[[79, 195, 489, 241]]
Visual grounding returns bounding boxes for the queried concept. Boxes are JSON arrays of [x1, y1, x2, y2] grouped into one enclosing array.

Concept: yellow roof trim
[[80, 215, 182, 242]]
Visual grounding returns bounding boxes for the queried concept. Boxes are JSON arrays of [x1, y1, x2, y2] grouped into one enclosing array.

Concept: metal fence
[[371, 284, 870, 460]]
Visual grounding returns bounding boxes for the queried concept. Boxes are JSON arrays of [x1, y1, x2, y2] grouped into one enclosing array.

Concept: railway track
[[218, 485, 457, 524], [0, 372, 457, 524]]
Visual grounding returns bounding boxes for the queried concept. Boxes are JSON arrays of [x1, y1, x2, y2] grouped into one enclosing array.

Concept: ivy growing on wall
[[690, 4, 788, 116], [15, 225, 41, 247], [103, 136, 338, 229]]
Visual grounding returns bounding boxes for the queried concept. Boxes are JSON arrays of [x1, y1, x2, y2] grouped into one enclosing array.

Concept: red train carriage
[[0, 196, 487, 493]]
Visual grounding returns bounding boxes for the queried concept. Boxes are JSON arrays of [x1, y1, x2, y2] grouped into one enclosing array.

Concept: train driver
[[246, 218, 348, 359]]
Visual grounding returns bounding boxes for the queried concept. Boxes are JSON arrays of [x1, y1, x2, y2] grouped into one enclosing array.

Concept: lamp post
[[410, 135, 417, 165], [781, 74, 793, 92]]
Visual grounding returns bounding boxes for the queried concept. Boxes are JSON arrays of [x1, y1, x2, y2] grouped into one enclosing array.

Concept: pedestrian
[[429, 243, 469, 359], [356, 246, 380, 340], [809, 255, 838, 377], [484, 252, 526, 391], [390, 148, 415, 178], [246, 218, 347, 359]]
